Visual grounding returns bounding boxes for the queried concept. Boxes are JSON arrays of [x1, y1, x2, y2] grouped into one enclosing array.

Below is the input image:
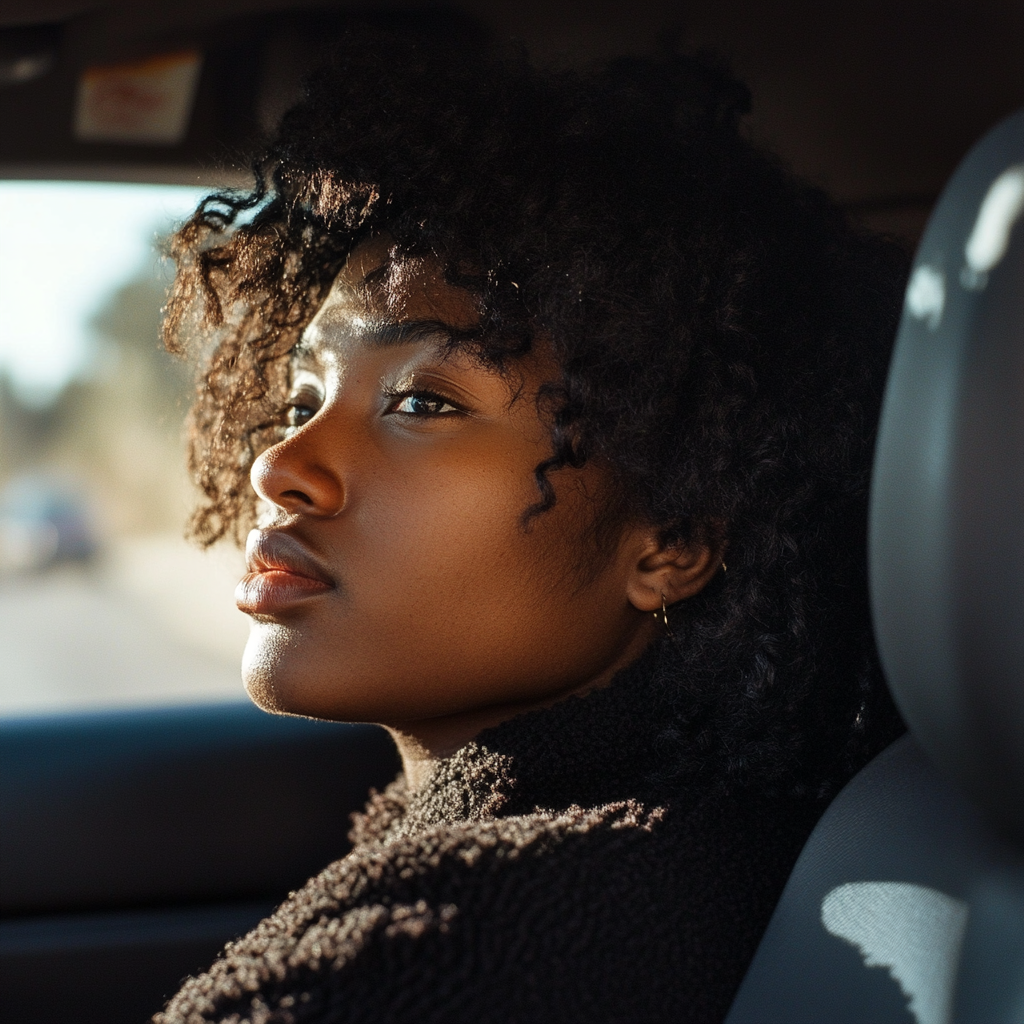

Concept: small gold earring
[[653, 593, 670, 632], [721, 561, 727, 573]]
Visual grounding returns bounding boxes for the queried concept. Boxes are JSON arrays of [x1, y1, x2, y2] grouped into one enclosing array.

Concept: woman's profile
[[157, 25, 906, 1024]]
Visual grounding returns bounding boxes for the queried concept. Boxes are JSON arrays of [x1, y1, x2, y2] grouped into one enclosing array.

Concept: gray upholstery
[[870, 108, 1024, 843], [725, 735, 1024, 1024], [726, 108, 1024, 1024]]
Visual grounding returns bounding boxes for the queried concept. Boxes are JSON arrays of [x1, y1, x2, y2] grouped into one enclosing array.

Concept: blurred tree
[[0, 260, 196, 536]]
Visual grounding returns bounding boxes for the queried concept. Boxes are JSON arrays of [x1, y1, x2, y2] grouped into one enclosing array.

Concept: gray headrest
[[870, 109, 1024, 846]]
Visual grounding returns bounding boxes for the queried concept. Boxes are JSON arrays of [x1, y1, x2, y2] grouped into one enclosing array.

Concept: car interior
[[0, 3, 1021, 1023], [726, 108, 1024, 1024]]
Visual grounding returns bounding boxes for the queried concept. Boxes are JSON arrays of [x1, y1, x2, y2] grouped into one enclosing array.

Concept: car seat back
[[726, 107, 1024, 1024]]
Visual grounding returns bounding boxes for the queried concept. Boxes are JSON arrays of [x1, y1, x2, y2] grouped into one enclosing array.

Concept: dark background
[[1, 0, 1022, 245]]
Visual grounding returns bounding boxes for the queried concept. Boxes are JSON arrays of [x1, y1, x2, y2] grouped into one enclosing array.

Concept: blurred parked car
[[0, 475, 97, 573]]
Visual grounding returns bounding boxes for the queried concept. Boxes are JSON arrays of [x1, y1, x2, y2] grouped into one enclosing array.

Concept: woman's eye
[[390, 392, 460, 416], [286, 404, 317, 428], [284, 369, 324, 431], [284, 389, 322, 429]]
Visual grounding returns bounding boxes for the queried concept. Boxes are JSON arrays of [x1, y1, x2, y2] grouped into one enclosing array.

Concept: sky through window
[[0, 181, 206, 407]]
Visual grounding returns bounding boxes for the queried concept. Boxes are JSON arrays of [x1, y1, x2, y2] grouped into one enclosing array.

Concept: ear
[[623, 528, 726, 614]]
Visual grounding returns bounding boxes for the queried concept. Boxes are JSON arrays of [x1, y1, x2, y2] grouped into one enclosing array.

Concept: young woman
[[157, 29, 906, 1024]]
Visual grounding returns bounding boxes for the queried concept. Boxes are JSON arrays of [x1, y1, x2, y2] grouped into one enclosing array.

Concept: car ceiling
[[0, 0, 1022, 242]]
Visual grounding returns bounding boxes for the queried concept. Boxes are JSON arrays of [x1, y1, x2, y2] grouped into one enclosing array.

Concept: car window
[[0, 180, 249, 716]]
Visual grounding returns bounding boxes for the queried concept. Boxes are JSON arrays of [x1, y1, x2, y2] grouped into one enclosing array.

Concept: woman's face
[[236, 238, 661, 735]]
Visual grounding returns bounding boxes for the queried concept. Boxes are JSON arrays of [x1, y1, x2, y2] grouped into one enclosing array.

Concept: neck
[[385, 624, 659, 793]]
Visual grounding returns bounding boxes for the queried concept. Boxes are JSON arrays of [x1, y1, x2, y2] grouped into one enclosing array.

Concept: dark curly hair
[[164, 23, 906, 798]]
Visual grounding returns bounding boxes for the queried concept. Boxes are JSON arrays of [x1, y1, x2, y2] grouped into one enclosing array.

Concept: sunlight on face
[[235, 238, 655, 737]]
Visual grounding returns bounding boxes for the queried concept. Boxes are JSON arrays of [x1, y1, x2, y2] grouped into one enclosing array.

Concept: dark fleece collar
[[365, 638, 689, 843], [158, 637, 828, 1024]]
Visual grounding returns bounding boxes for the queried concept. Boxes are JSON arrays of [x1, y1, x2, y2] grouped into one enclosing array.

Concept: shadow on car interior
[[0, 3, 1022, 1023]]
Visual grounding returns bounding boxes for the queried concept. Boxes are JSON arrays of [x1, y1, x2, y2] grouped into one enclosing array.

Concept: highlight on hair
[[164, 25, 907, 798]]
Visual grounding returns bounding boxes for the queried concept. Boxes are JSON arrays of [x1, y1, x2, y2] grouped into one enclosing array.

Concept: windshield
[[0, 180, 248, 716]]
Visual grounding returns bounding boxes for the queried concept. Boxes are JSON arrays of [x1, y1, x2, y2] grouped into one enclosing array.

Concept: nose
[[250, 427, 346, 518]]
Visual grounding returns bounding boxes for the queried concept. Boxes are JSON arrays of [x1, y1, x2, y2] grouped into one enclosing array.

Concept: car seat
[[725, 108, 1024, 1024]]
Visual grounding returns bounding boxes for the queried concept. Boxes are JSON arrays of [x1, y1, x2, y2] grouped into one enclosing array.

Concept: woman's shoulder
[[155, 786, 815, 1023], [155, 797, 679, 1023]]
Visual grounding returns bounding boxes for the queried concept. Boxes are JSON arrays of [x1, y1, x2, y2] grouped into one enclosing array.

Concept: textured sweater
[[157, 644, 824, 1023]]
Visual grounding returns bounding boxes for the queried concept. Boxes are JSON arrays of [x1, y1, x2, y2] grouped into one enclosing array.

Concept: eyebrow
[[362, 318, 459, 348], [296, 318, 460, 363]]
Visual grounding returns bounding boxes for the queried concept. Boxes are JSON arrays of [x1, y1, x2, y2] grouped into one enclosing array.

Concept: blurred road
[[0, 536, 250, 716]]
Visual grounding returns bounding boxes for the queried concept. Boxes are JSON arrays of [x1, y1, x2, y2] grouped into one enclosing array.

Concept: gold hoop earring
[[652, 594, 672, 636]]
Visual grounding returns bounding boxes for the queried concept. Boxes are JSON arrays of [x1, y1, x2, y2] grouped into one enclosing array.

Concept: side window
[[0, 181, 248, 716]]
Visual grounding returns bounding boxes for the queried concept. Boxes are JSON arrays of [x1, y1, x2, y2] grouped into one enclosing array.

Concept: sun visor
[[74, 51, 203, 146]]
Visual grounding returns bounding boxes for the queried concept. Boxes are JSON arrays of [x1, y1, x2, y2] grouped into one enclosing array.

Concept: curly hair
[[164, 24, 907, 798]]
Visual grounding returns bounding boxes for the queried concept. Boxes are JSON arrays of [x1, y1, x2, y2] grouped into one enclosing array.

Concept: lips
[[236, 529, 335, 615]]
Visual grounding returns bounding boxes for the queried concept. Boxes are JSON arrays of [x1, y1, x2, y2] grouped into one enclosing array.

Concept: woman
[[157, 28, 906, 1024]]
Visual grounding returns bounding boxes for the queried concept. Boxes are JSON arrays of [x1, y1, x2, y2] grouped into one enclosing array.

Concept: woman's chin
[[243, 662, 330, 718], [241, 621, 307, 715], [240, 620, 371, 721]]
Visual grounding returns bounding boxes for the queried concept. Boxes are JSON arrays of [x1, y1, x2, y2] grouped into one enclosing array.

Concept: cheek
[[361, 456, 544, 623], [242, 458, 545, 718], [242, 450, 626, 722], [353, 469, 620, 706]]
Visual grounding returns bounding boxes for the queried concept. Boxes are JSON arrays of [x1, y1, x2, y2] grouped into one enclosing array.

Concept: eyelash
[[383, 386, 463, 417], [283, 386, 463, 429]]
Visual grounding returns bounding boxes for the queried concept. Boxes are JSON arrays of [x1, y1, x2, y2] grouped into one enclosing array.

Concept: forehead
[[304, 236, 482, 350]]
